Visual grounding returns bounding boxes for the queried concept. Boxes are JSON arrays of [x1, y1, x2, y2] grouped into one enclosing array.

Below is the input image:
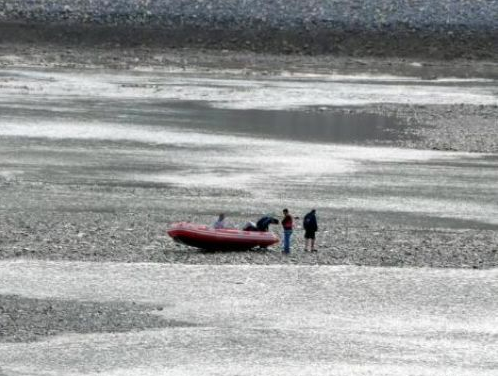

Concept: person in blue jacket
[[303, 209, 318, 252]]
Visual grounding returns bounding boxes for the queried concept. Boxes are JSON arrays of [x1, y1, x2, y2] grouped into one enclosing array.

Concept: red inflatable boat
[[167, 222, 279, 251]]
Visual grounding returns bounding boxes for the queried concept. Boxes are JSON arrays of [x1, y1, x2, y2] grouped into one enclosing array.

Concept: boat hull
[[167, 222, 279, 251]]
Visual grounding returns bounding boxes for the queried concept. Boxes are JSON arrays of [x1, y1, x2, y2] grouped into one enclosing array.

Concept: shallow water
[[0, 68, 497, 227], [0, 260, 497, 376], [0, 98, 406, 143], [0, 121, 497, 227], [0, 68, 497, 109]]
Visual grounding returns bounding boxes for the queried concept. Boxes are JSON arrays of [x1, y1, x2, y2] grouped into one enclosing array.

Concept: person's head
[[283, 208, 289, 215], [311, 209, 316, 214], [218, 213, 225, 220]]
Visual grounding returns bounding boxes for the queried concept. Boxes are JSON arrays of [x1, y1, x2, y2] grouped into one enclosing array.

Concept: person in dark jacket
[[256, 215, 279, 232], [281, 208, 293, 254], [303, 209, 318, 252], [243, 215, 279, 232]]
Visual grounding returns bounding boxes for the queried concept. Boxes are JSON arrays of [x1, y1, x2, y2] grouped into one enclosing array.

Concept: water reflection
[[167, 102, 404, 143], [0, 98, 405, 144]]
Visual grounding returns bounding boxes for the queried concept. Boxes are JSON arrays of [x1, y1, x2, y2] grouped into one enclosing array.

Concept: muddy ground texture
[[0, 45, 497, 269], [1, 43, 497, 155], [0, 294, 188, 343], [2, 42, 497, 79]]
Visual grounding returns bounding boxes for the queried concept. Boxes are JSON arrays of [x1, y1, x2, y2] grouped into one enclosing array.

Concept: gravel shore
[[1, 203, 497, 269], [1, 0, 497, 58]]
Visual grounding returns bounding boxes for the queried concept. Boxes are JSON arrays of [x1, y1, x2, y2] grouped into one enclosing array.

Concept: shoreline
[[1, 0, 497, 59], [1, 21, 497, 60], [1, 42, 497, 80]]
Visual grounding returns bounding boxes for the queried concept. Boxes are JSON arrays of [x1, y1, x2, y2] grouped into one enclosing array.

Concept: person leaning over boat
[[256, 215, 279, 232], [243, 215, 279, 232], [281, 208, 293, 254], [303, 209, 318, 252], [213, 213, 226, 229]]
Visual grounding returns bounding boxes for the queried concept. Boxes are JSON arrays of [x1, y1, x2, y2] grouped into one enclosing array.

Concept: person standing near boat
[[281, 208, 293, 254], [303, 209, 318, 252]]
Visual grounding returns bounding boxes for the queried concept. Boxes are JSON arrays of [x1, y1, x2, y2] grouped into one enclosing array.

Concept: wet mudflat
[[0, 55, 497, 376], [0, 97, 405, 144], [0, 261, 497, 376], [0, 66, 497, 268]]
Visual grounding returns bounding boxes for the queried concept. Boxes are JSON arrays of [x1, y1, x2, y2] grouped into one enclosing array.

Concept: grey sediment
[[0, 294, 192, 343], [1, 209, 497, 269], [0, 0, 497, 59]]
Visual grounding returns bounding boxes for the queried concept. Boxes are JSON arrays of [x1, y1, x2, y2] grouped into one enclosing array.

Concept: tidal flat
[[0, 49, 497, 268]]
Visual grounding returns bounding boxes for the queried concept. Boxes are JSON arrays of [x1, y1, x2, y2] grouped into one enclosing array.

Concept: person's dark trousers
[[283, 230, 292, 253]]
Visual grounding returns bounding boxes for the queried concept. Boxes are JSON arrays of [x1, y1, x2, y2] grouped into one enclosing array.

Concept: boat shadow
[[196, 246, 274, 254]]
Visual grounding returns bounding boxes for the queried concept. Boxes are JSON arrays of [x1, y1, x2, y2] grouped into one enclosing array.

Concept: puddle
[[0, 97, 409, 144], [166, 102, 406, 143]]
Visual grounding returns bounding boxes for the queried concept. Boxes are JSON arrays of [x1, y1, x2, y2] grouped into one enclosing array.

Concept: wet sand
[[1, 261, 497, 375]]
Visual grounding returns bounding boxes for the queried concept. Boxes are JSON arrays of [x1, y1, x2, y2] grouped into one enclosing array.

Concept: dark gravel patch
[[0, 0, 497, 58], [0, 294, 195, 343], [0, 206, 497, 269]]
